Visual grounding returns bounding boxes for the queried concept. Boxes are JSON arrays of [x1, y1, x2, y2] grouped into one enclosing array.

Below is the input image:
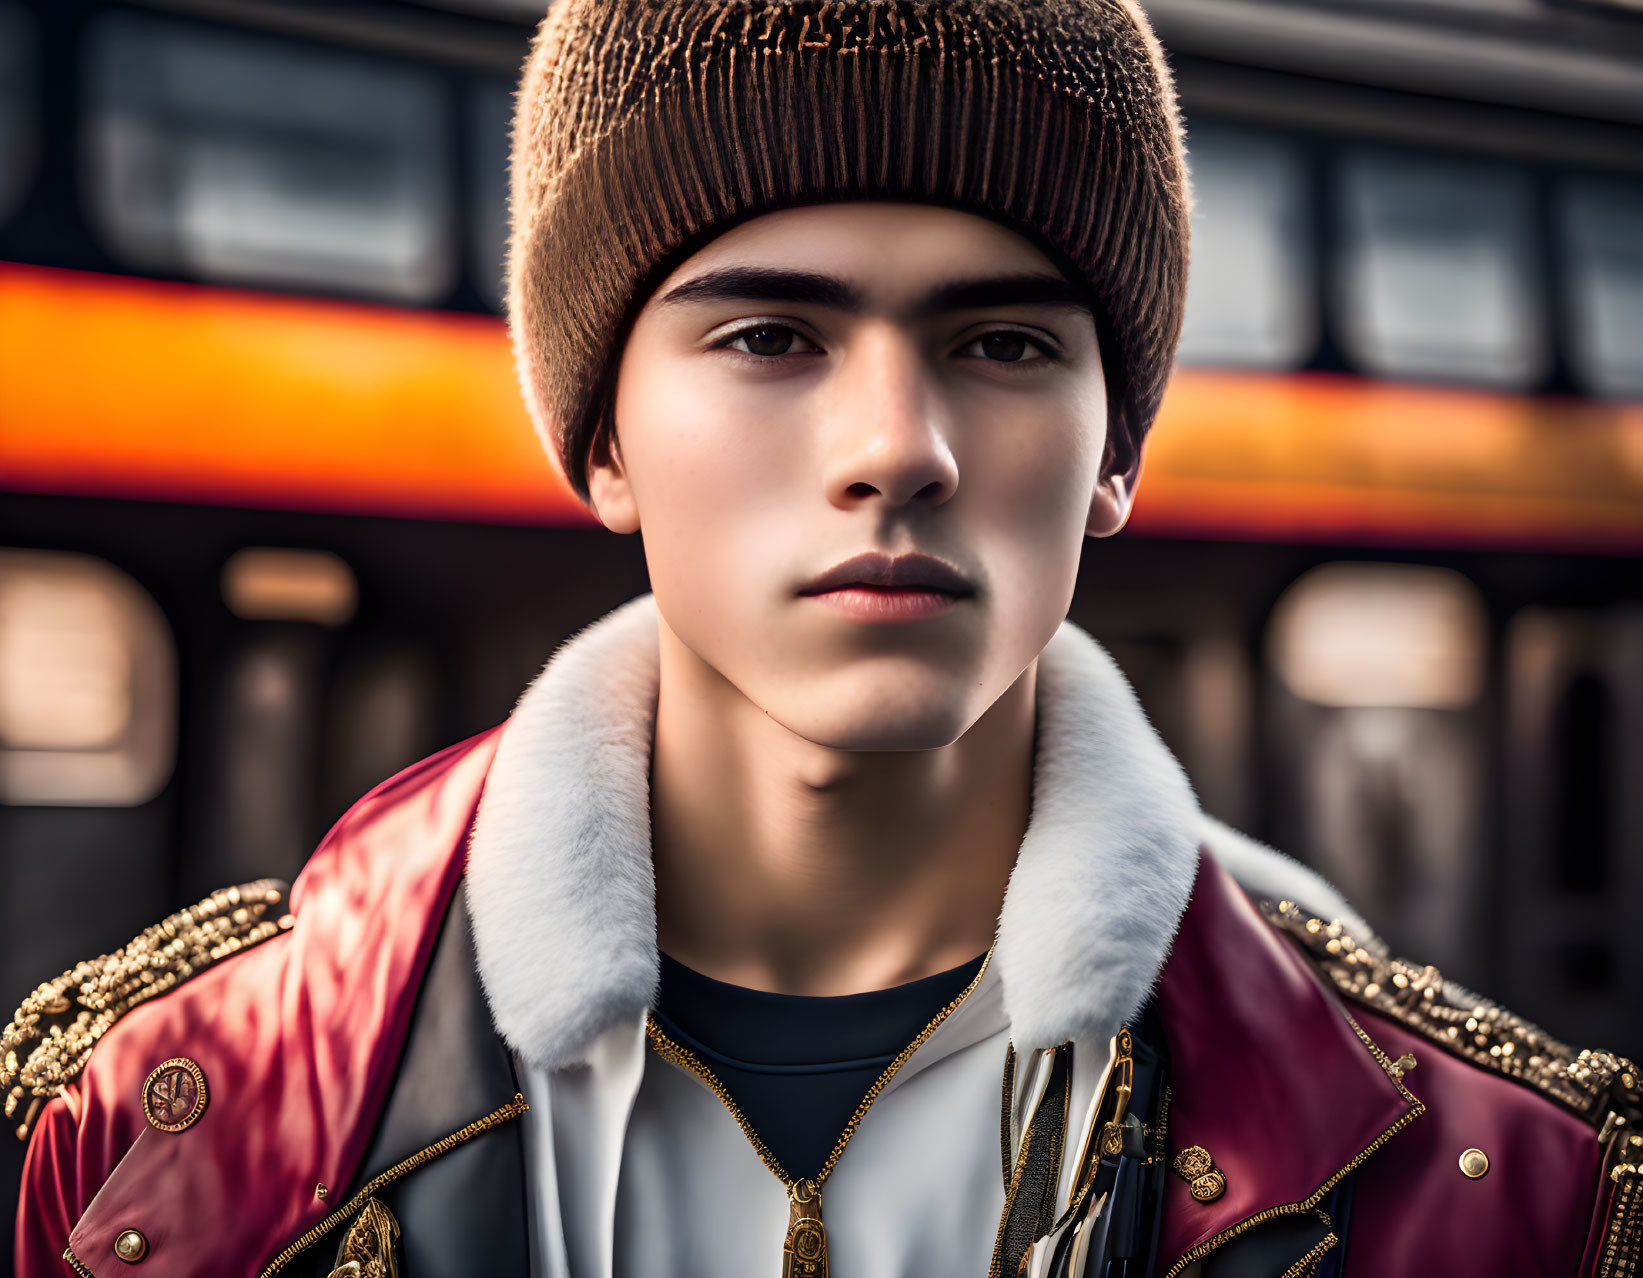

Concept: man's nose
[[819, 327, 960, 511]]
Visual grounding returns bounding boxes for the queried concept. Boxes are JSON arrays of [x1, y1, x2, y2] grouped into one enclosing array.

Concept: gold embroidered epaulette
[[2, 878, 293, 1142], [1261, 897, 1643, 1130]]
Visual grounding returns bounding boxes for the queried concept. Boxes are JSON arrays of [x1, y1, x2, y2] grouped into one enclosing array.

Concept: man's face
[[588, 201, 1132, 750]]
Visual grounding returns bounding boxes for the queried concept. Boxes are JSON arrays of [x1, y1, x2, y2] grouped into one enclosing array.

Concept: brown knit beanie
[[506, 0, 1191, 505]]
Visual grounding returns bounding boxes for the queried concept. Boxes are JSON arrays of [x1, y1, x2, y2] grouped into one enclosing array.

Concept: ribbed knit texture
[[506, 0, 1191, 503]]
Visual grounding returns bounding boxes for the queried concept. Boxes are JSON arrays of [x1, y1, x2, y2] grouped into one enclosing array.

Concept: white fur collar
[[466, 593, 1364, 1071]]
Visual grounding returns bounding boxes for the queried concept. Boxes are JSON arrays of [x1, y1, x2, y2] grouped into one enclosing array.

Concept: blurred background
[[1, 0, 1640, 1258]]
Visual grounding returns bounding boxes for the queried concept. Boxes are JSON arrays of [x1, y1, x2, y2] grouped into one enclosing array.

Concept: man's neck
[[650, 622, 1037, 997]]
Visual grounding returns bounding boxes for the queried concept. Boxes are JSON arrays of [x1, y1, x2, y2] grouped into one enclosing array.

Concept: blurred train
[[2, 0, 1642, 1241]]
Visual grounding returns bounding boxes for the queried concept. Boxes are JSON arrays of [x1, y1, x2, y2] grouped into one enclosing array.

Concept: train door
[[1502, 606, 1643, 1050], [1264, 562, 1491, 985]]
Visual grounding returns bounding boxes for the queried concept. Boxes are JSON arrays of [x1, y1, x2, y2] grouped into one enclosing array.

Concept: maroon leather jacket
[[10, 728, 1641, 1276]]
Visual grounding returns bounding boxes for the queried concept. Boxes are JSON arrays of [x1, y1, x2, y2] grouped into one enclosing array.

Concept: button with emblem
[[141, 1057, 208, 1133], [1172, 1144, 1228, 1202], [113, 1229, 148, 1263], [1459, 1147, 1490, 1179]]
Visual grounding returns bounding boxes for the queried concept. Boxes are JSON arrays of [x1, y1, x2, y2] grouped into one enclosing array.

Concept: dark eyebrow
[[652, 266, 1092, 320], [655, 267, 859, 313], [921, 272, 1092, 318]]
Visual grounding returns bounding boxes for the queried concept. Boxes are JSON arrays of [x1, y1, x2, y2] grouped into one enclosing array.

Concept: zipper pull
[[1063, 1028, 1137, 1233], [329, 1198, 400, 1278], [782, 1178, 828, 1278], [1097, 1027, 1136, 1163]]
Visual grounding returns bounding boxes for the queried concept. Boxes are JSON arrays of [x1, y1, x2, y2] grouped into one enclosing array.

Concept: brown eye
[[722, 324, 811, 357], [981, 332, 1030, 362], [959, 328, 1058, 363]]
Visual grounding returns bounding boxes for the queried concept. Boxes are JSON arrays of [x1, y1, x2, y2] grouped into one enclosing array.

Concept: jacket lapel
[[289, 880, 531, 1276], [1153, 853, 1424, 1277]]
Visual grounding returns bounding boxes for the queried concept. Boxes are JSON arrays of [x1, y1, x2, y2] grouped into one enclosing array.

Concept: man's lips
[[797, 552, 976, 597]]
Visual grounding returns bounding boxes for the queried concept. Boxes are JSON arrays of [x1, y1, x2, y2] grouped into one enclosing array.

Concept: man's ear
[[585, 428, 642, 534], [1086, 431, 1142, 538]]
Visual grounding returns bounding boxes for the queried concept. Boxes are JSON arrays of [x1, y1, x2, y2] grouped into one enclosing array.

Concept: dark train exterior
[[2, 0, 1641, 1271]]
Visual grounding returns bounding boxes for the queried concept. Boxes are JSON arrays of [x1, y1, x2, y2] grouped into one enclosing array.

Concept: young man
[[7, 2, 1639, 1275]]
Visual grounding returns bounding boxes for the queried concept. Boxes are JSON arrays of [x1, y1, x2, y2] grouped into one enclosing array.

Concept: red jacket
[[10, 728, 1640, 1276]]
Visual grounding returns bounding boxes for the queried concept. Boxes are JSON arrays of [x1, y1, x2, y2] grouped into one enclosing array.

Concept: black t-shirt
[[652, 948, 988, 1182]]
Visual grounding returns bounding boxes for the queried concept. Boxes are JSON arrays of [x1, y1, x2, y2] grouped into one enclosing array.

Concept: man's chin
[[765, 689, 981, 754]]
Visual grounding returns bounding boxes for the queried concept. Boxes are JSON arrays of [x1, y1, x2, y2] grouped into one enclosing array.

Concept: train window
[[222, 548, 357, 627], [0, 550, 177, 806], [1333, 149, 1548, 391], [470, 79, 513, 313], [83, 12, 456, 303], [1268, 562, 1486, 710], [1557, 174, 1643, 399], [1177, 123, 1316, 370], [0, 1, 36, 226]]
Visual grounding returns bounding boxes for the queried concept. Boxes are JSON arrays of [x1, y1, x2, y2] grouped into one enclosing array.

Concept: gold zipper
[[989, 1042, 1072, 1278], [645, 943, 994, 1193], [60, 1248, 95, 1277], [987, 1090, 1042, 1278], [999, 1042, 1018, 1187], [254, 1092, 529, 1277], [1158, 1009, 1425, 1278], [649, 945, 994, 1276], [1276, 1210, 1338, 1278]]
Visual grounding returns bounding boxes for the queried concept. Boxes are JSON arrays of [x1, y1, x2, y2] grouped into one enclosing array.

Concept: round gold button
[[113, 1229, 148, 1262], [1459, 1147, 1490, 1179], [140, 1057, 208, 1133]]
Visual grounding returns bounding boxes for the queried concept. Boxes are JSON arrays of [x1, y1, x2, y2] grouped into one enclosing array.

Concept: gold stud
[[1459, 1147, 1490, 1179], [113, 1228, 148, 1262], [316, 1182, 329, 1199]]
